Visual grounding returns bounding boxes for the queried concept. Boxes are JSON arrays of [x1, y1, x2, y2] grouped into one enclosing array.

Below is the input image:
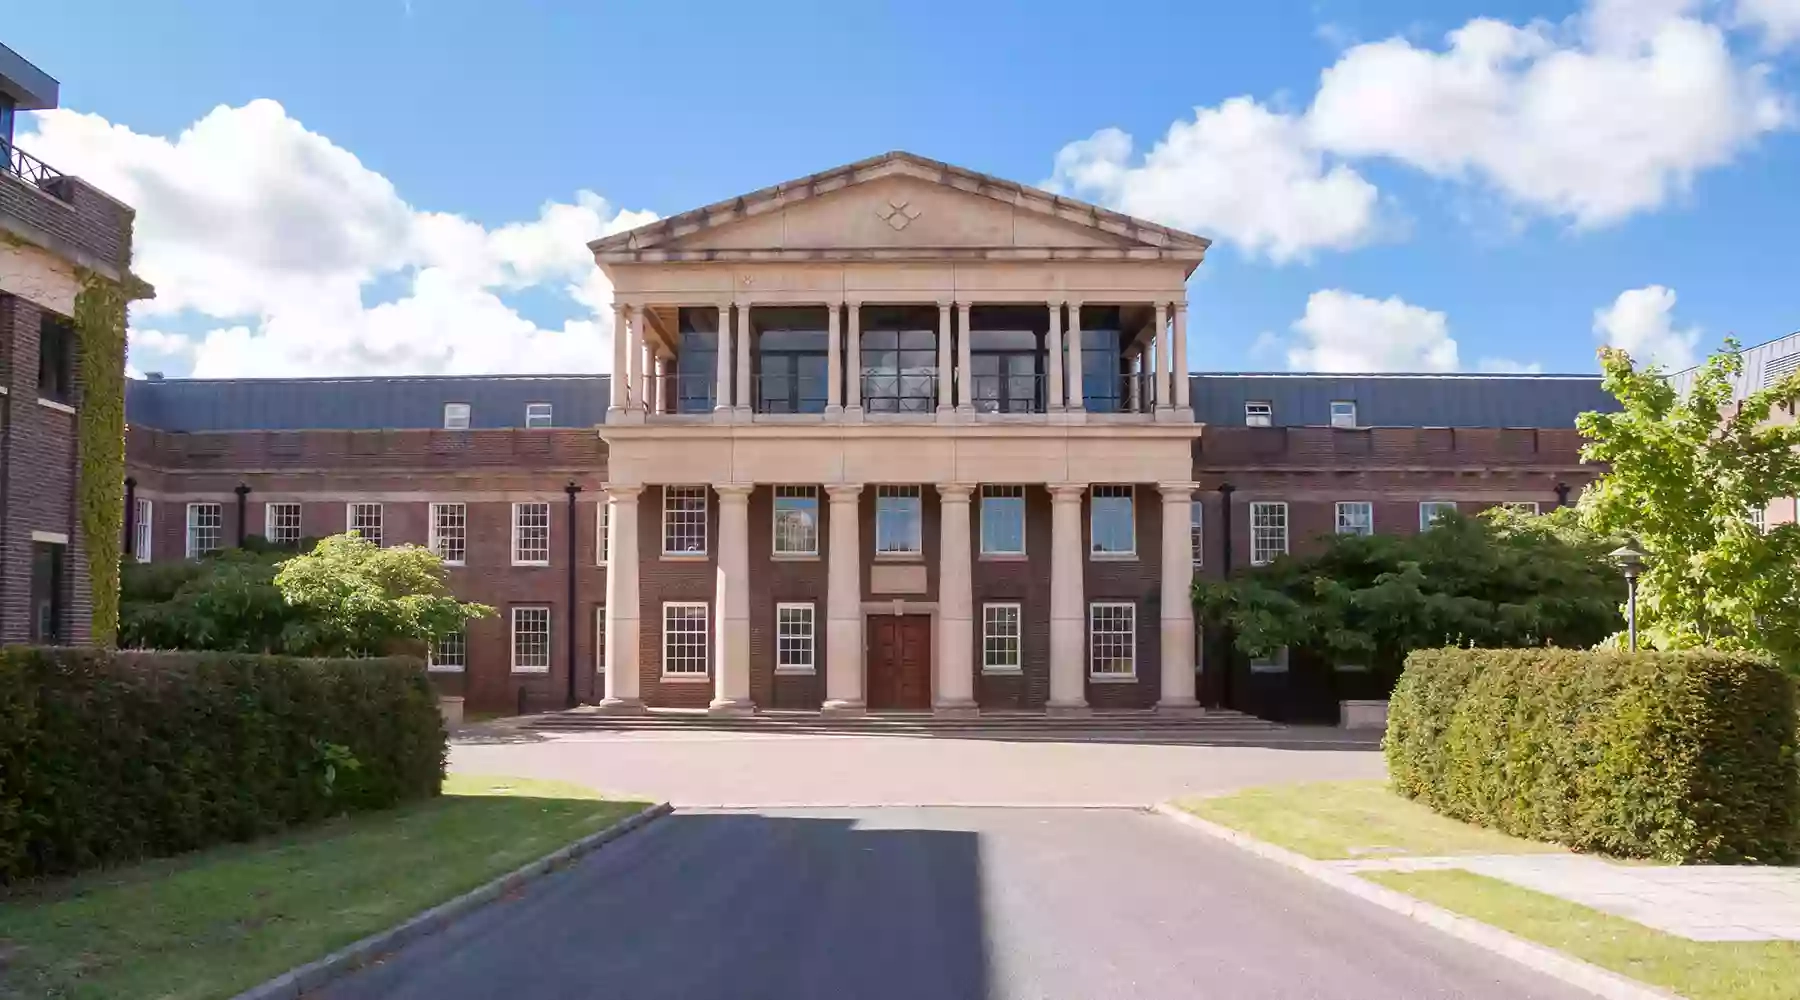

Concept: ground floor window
[[663, 602, 709, 676], [512, 607, 550, 673], [30, 541, 65, 644], [266, 502, 302, 547], [430, 630, 465, 672], [1250, 502, 1287, 565], [133, 497, 153, 562], [348, 502, 383, 547], [875, 484, 923, 555], [595, 606, 606, 672], [186, 502, 222, 559], [775, 603, 815, 674], [1088, 602, 1136, 678], [1335, 501, 1373, 536], [982, 603, 1022, 673], [1419, 501, 1457, 530]]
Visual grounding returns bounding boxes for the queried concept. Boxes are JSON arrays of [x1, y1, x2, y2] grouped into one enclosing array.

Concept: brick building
[[1, 43, 140, 646], [123, 152, 1616, 717]]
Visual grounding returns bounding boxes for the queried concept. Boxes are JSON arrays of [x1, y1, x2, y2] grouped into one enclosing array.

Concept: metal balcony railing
[[969, 372, 1048, 414], [668, 373, 717, 414], [860, 372, 938, 414], [2, 140, 70, 200], [754, 372, 829, 414]]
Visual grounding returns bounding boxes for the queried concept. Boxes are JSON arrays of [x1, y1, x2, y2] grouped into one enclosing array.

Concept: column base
[[596, 697, 646, 715], [932, 701, 979, 719], [842, 405, 865, 424], [820, 699, 866, 718], [824, 403, 844, 419], [707, 697, 756, 716], [1045, 701, 1091, 718]]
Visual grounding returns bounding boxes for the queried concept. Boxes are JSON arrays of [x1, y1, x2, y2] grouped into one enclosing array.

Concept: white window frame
[[1748, 505, 1768, 535], [1250, 647, 1290, 673], [982, 602, 1022, 674], [512, 501, 551, 566], [875, 484, 923, 556], [595, 605, 606, 673], [443, 402, 471, 430], [429, 502, 467, 566], [772, 485, 820, 557], [1329, 400, 1357, 429], [511, 606, 551, 674], [264, 501, 302, 547], [346, 502, 383, 547], [1245, 401, 1273, 427], [1335, 501, 1373, 537], [1502, 501, 1542, 516], [133, 497, 153, 563], [1190, 499, 1203, 567], [662, 601, 710, 678], [1089, 484, 1135, 558], [596, 500, 609, 565], [524, 401, 553, 428], [1088, 601, 1137, 680], [429, 630, 466, 673], [775, 602, 816, 674], [185, 502, 221, 559], [979, 485, 1027, 557], [1419, 501, 1457, 531], [663, 486, 709, 556], [1250, 501, 1288, 566]]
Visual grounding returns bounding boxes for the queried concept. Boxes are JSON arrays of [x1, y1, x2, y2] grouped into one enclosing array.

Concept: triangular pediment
[[590, 152, 1211, 263]]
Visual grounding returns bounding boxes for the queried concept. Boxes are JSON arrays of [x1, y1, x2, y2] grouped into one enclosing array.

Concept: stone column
[[640, 338, 655, 413], [823, 485, 866, 715], [957, 301, 974, 415], [1127, 350, 1142, 412], [628, 304, 647, 410], [1048, 483, 1089, 713], [735, 302, 753, 418], [600, 485, 643, 711], [935, 484, 978, 715], [1154, 302, 1173, 414], [1173, 302, 1191, 409], [1045, 300, 1064, 413], [609, 304, 629, 413], [1157, 483, 1200, 712], [714, 302, 733, 415], [1065, 301, 1085, 411], [936, 300, 954, 413], [845, 301, 863, 416], [826, 300, 844, 416], [711, 484, 755, 714]]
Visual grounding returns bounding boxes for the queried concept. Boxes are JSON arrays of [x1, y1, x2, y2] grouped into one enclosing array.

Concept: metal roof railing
[[2, 139, 69, 199]]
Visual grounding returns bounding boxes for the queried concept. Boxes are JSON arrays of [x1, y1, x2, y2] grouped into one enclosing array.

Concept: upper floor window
[[1250, 501, 1288, 565], [875, 485, 923, 555], [513, 502, 550, 565], [663, 486, 708, 555], [431, 502, 467, 565], [443, 402, 471, 430], [675, 308, 721, 414], [38, 314, 74, 404], [860, 306, 938, 414], [347, 502, 383, 547], [1330, 401, 1357, 428], [1190, 499, 1203, 567], [773, 485, 820, 556], [980, 485, 1026, 556], [525, 402, 553, 428], [596, 500, 610, 565], [265, 502, 303, 547], [755, 313, 830, 414], [1245, 401, 1273, 427], [1419, 501, 1457, 531], [1336, 501, 1373, 536], [1090, 485, 1134, 557]]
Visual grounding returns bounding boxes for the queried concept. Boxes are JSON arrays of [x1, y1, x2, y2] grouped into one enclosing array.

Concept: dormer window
[[1330, 401, 1357, 428], [1245, 401, 1273, 427], [525, 402, 553, 428], [443, 402, 470, 430]]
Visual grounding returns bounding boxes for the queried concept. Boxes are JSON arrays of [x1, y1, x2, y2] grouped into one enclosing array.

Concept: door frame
[[861, 599, 937, 710]]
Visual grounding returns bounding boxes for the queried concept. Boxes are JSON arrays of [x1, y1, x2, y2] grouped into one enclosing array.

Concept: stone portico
[[591, 152, 1209, 716]]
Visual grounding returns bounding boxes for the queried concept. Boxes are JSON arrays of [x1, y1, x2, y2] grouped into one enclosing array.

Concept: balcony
[[1, 140, 70, 202]]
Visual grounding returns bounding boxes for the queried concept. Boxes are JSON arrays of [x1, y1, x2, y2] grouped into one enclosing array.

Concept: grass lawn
[[1367, 869, 1800, 1000], [0, 774, 652, 1000], [1181, 780, 1564, 860]]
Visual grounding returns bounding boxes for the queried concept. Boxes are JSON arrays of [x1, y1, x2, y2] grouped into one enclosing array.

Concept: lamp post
[[1609, 543, 1646, 651]]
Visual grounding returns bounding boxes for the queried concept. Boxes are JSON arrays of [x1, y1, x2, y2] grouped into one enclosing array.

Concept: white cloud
[[1044, 99, 1383, 262], [1477, 357, 1546, 374], [1306, 0, 1790, 227], [21, 100, 656, 377], [1593, 285, 1702, 370], [1284, 289, 1460, 372], [1736, 0, 1800, 49]]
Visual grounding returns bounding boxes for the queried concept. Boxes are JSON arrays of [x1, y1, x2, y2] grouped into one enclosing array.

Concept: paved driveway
[[325, 806, 1588, 1000], [450, 729, 1385, 807]]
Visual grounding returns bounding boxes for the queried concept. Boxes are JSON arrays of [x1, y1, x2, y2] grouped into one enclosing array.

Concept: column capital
[[1158, 482, 1200, 502], [1046, 295, 1066, 308], [1066, 298, 1084, 311], [936, 483, 977, 502], [603, 484, 645, 501], [826, 484, 864, 502], [936, 298, 953, 310], [1172, 300, 1189, 315], [714, 483, 754, 501], [1047, 483, 1088, 502], [845, 296, 864, 308]]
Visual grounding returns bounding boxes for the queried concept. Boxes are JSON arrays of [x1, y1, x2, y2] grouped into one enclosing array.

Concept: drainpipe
[[123, 477, 138, 559], [1554, 482, 1571, 508], [565, 481, 582, 707], [1217, 482, 1235, 710], [234, 483, 250, 546]]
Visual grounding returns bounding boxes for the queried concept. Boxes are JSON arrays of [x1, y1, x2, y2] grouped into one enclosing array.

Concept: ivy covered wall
[[73, 268, 150, 646]]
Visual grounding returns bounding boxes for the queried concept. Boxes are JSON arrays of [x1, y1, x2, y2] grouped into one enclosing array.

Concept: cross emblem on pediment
[[875, 198, 922, 231]]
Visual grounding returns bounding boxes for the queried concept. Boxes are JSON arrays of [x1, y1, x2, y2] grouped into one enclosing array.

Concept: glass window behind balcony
[[675, 308, 718, 413], [0, 95, 15, 150], [861, 305, 937, 414], [755, 308, 828, 414], [970, 308, 1043, 413], [1079, 306, 1123, 412]]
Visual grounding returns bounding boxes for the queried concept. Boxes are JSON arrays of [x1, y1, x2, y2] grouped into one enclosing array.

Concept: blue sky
[[7, 0, 1798, 378]]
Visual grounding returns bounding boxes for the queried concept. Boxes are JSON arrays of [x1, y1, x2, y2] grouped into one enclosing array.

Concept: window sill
[[512, 561, 551, 568], [873, 552, 924, 563], [511, 666, 550, 675], [659, 673, 711, 683], [774, 667, 817, 676], [660, 553, 711, 562], [1088, 673, 1139, 683], [443, 561, 467, 568], [770, 552, 820, 562], [36, 397, 76, 415], [427, 665, 465, 674], [978, 552, 1028, 562], [1089, 552, 1137, 562], [981, 667, 1023, 676]]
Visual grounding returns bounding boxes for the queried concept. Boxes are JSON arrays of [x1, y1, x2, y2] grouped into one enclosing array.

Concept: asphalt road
[[323, 807, 1590, 1000]]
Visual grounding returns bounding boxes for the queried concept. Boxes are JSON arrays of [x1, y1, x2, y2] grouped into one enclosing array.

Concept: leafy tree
[[1578, 344, 1800, 663], [1196, 507, 1624, 680], [119, 533, 490, 656]]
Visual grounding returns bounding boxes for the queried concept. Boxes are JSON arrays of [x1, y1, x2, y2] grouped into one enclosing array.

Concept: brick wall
[[0, 169, 135, 274]]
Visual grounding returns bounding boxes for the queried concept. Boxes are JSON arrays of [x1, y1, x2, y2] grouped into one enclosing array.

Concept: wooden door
[[868, 614, 932, 710]]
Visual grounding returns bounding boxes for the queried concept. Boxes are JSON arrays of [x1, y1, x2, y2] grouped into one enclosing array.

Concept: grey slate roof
[[1666, 332, 1800, 402], [126, 374, 610, 432], [1189, 373, 1617, 428]]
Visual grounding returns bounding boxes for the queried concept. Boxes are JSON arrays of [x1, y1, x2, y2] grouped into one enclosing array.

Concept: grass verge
[[1366, 869, 1800, 1000], [1181, 780, 1563, 860], [0, 774, 651, 1000]]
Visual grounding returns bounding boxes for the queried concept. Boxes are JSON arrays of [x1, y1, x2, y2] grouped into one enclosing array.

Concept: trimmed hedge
[[0, 647, 445, 881], [1387, 648, 1798, 864]]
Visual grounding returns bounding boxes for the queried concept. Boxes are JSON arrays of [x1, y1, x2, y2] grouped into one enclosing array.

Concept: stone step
[[520, 707, 1287, 734]]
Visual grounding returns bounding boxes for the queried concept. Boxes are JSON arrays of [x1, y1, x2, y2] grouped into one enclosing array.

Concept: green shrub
[[1387, 648, 1798, 864], [0, 647, 445, 881]]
